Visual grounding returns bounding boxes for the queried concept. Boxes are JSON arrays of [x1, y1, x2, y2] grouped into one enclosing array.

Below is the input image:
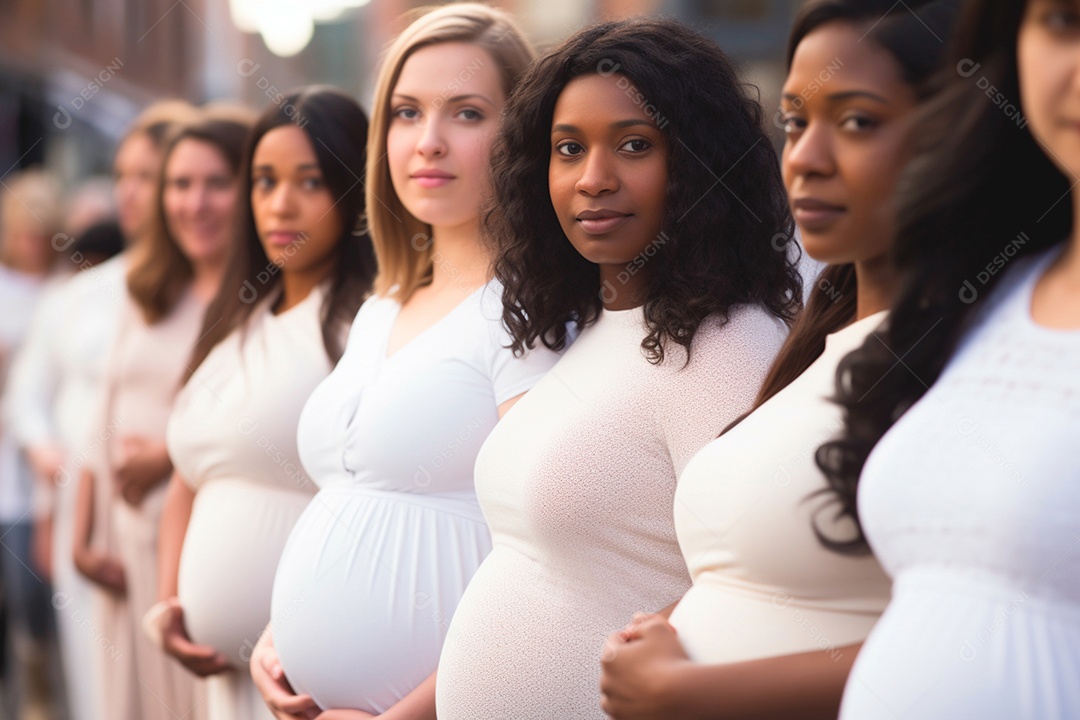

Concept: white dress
[[271, 282, 561, 714], [167, 288, 328, 720], [840, 247, 1080, 719], [436, 305, 788, 719], [3, 255, 127, 720], [670, 311, 891, 664]]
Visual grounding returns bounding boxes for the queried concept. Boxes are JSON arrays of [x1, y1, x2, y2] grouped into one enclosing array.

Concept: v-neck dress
[[270, 282, 562, 714]]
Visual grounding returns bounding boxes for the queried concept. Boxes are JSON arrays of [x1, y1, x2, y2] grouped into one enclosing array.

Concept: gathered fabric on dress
[[840, 247, 1080, 719]]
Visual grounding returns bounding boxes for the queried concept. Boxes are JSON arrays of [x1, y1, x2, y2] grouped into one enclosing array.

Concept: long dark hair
[[489, 18, 801, 364], [816, 0, 1070, 553], [128, 115, 251, 323], [186, 86, 376, 379], [750, 0, 961, 412]]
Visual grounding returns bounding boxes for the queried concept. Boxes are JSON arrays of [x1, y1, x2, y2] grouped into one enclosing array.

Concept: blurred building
[[0, 0, 800, 185]]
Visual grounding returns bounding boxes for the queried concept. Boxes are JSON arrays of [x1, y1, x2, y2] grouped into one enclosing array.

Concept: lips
[[412, 168, 456, 189], [791, 197, 845, 232], [576, 208, 632, 235], [266, 230, 303, 247]]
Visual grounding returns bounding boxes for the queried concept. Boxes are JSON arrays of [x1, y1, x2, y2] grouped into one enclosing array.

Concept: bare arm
[[601, 615, 860, 720], [72, 469, 125, 594], [157, 471, 194, 600]]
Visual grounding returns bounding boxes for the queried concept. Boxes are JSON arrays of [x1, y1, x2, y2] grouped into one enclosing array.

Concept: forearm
[[667, 644, 862, 720], [72, 470, 95, 558], [378, 671, 437, 720], [158, 472, 195, 600]]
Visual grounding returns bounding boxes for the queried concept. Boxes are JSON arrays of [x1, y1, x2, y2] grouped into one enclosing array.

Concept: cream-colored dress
[[167, 288, 327, 720], [89, 288, 208, 720], [436, 305, 788, 719], [670, 311, 891, 663]]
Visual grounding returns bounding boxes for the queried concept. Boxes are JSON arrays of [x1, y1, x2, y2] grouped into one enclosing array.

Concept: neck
[[427, 220, 490, 292], [190, 259, 225, 304], [599, 263, 645, 311], [853, 254, 896, 321], [277, 261, 331, 314]]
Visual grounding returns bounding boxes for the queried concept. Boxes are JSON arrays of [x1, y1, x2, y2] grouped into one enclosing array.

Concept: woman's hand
[[115, 436, 172, 507], [251, 627, 321, 720], [600, 613, 692, 720], [73, 547, 126, 595], [159, 601, 232, 677]]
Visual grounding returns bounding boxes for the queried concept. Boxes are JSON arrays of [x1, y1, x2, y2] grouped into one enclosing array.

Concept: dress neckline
[[381, 283, 488, 361]]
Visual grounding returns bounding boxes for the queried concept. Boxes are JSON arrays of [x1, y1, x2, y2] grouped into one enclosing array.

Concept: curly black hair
[[815, 0, 1069, 554], [487, 17, 802, 364]]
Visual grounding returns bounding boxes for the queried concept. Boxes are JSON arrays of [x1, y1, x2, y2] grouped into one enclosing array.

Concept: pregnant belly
[[178, 480, 311, 667], [271, 486, 491, 714]]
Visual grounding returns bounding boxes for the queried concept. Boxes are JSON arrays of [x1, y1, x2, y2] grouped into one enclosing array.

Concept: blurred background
[[0, 0, 802, 187]]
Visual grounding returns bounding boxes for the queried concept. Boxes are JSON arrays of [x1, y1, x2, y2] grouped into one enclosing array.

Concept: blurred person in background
[[0, 167, 65, 719], [4, 100, 196, 720], [72, 107, 252, 720]]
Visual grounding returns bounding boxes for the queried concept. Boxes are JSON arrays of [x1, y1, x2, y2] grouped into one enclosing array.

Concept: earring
[[352, 212, 368, 237]]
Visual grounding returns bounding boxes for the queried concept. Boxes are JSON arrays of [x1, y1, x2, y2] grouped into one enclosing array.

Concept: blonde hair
[[0, 168, 63, 268], [366, 2, 535, 301], [122, 98, 200, 149]]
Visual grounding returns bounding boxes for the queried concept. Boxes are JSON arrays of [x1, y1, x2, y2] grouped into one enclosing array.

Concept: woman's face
[[251, 125, 342, 279], [548, 73, 669, 308], [162, 138, 240, 268], [781, 22, 919, 265], [115, 132, 163, 241], [1019, 0, 1080, 180], [387, 42, 506, 233]]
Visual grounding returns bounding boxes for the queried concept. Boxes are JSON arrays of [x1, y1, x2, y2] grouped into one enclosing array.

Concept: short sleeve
[[479, 283, 564, 407], [660, 307, 788, 477]]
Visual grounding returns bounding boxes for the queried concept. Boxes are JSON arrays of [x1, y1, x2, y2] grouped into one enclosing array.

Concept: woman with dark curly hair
[[435, 18, 801, 719], [597, 2, 959, 718], [800, 0, 1080, 717]]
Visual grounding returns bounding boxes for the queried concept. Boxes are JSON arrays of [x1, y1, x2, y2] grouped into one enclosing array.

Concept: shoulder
[[688, 304, 788, 359]]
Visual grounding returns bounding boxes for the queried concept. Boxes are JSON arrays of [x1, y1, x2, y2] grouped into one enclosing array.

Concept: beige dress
[[88, 288, 208, 720]]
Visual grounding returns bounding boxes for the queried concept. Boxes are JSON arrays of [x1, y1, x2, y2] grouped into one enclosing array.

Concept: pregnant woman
[[73, 109, 251, 720], [251, 6, 559, 720], [436, 18, 801, 719], [825, 0, 1080, 717], [154, 87, 375, 720], [597, 2, 959, 718]]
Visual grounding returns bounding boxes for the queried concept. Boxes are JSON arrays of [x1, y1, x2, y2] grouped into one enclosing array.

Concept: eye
[[457, 108, 484, 121], [839, 114, 879, 132], [393, 106, 420, 122], [619, 138, 652, 153], [555, 141, 585, 157], [779, 112, 807, 136], [300, 176, 324, 191], [1042, 6, 1080, 30], [253, 175, 274, 192]]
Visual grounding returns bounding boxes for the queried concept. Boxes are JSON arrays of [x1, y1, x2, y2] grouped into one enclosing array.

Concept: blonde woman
[[250, 6, 557, 720]]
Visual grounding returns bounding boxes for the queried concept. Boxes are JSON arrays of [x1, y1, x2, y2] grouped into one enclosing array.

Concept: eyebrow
[[252, 163, 321, 172], [392, 93, 495, 105], [552, 119, 657, 134], [781, 90, 890, 105]]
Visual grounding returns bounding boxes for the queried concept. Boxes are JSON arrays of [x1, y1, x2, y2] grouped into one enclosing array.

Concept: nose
[[575, 148, 619, 196], [416, 114, 447, 158], [268, 180, 296, 217], [783, 120, 835, 180]]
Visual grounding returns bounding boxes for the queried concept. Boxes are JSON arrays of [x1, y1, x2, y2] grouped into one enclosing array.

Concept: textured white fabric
[[436, 305, 788, 720], [841, 247, 1080, 719], [167, 287, 329, 720], [271, 282, 562, 714], [670, 310, 891, 665], [3, 255, 127, 720]]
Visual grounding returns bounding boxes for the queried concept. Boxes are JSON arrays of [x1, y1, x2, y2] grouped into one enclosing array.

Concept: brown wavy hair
[[488, 18, 802, 364], [127, 112, 251, 324]]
